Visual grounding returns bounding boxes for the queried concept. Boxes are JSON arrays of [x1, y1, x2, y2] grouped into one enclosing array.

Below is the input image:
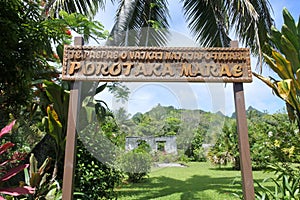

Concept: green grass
[[116, 162, 274, 200]]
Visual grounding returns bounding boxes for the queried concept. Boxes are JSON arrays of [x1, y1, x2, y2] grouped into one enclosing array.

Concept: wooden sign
[[62, 38, 255, 200], [62, 46, 252, 82]]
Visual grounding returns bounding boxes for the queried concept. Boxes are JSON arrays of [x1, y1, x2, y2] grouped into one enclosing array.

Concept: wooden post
[[231, 41, 255, 200], [62, 37, 83, 200]]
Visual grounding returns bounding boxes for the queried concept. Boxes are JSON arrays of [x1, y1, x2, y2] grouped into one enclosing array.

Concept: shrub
[[120, 150, 152, 183], [255, 163, 300, 199], [74, 140, 123, 199], [152, 151, 178, 163]]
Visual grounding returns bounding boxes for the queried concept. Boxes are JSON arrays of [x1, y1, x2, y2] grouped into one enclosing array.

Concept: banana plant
[[254, 8, 300, 129]]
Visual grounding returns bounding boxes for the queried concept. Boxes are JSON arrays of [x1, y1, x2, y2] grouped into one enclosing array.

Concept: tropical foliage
[[119, 142, 152, 183], [44, 0, 273, 51], [208, 119, 239, 168], [208, 111, 300, 170], [255, 8, 300, 129], [2, 0, 298, 198], [75, 140, 123, 199], [256, 165, 300, 200], [107, 0, 274, 51], [251, 8, 300, 199], [0, 121, 35, 199]]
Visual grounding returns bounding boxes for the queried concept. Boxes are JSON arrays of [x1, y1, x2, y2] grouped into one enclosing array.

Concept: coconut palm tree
[[45, 0, 273, 52], [182, 0, 273, 51], [44, 0, 105, 17], [106, 0, 170, 46]]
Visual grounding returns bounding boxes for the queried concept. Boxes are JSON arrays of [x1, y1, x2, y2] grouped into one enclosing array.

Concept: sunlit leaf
[[277, 80, 293, 107], [0, 186, 34, 196], [0, 142, 15, 155], [0, 120, 16, 138], [272, 51, 294, 79], [0, 164, 29, 182]]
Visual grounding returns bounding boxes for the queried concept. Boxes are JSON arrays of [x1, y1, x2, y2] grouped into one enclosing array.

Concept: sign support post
[[62, 37, 83, 200], [231, 41, 255, 200]]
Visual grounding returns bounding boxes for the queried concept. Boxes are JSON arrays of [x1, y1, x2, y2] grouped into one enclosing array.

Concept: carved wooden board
[[62, 46, 252, 82]]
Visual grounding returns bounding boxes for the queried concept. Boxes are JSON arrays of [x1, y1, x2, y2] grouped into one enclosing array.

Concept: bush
[[74, 140, 123, 199], [120, 150, 152, 183], [177, 150, 190, 163], [152, 151, 178, 163], [255, 163, 300, 199]]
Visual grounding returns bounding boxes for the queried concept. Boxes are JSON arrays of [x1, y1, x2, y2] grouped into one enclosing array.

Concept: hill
[[231, 106, 265, 118], [127, 104, 229, 146]]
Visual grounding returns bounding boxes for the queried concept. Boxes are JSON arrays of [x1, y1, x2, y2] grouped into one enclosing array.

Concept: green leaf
[[272, 51, 294, 79], [280, 35, 300, 73], [95, 83, 107, 95], [47, 106, 63, 151], [24, 168, 30, 186], [283, 175, 293, 196], [283, 8, 297, 36], [281, 24, 299, 52], [56, 44, 64, 63], [30, 154, 38, 175], [269, 26, 283, 52], [43, 81, 63, 116]]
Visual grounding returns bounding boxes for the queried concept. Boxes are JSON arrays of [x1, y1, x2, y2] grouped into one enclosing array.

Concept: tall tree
[[46, 0, 273, 51], [44, 0, 105, 18], [107, 0, 170, 46], [183, 0, 273, 50], [0, 0, 59, 127]]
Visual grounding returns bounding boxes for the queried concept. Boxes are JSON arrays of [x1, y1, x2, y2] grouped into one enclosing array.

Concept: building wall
[[125, 136, 177, 154]]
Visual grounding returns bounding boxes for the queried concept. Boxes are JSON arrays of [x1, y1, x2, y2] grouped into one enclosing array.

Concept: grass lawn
[[116, 162, 274, 200]]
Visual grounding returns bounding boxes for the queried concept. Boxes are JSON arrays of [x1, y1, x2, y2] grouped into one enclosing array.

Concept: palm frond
[[227, 0, 273, 54], [182, 0, 231, 47], [107, 0, 170, 46], [45, 0, 107, 18], [182, 0, 273, 52]]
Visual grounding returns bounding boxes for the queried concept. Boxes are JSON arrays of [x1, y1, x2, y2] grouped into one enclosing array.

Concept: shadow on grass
[[118, 175, 243, 200]]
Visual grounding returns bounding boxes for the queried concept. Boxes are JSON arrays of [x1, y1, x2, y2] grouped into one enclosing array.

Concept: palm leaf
[[183, 0, 231, 47], [108, 0, 170, 46], [45, 0, 106, 18], [228, 0, 273, 53], [183, 0, 273, 52]]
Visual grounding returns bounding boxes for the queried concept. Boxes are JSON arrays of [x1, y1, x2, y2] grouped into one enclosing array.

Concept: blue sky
[[92, 0, 300, 116]]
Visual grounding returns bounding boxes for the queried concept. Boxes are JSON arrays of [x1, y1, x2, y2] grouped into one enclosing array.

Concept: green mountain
[[231, 106, 265, 119], [128, 104, 229, 146]]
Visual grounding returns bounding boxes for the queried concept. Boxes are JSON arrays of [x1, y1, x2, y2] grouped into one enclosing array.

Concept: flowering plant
[[0, 120, 35, 199]]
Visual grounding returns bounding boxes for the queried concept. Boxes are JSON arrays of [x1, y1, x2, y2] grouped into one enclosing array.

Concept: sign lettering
[[62, 46, 252, 82]]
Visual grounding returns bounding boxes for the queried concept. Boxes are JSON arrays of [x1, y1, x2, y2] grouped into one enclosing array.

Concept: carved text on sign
[[62, 46, 252, 82]]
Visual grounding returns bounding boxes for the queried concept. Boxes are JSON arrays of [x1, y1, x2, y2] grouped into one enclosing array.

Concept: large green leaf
[[43, 80, 69, 130], [95, 83, 107, 95], [282, 8, 297, 36], [43, 81, 63, 117], [281, 24, 299, 51], [280, 35, 300, 73], [272, 51, 294, 79], [47, 106, 63, 152]]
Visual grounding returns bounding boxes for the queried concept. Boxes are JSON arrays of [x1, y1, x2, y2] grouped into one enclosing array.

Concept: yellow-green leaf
[[277, 80, 294, 107], [272, 51, 294, 79], [280, 35, 300, 72]]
